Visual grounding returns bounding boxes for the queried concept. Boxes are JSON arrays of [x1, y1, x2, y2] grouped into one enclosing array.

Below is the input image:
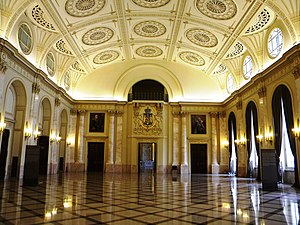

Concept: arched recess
[[245, 101, 260, 180], [228, 112, 238, 176], [272, 84, 299, 187], [113, 64, 183, 102], [37, 97, 52, 175], [3, 80, 27, 178], [58, 109, 68, 172]]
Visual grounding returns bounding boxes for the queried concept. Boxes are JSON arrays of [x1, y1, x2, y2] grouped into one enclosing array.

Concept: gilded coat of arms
[[133, 104, 162, 135]]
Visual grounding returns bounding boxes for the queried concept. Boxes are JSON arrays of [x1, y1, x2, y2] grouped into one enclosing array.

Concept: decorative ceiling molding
[[65, 0, 106, 17], [82, 27, 114, 45], [32, 5, 56, 32], [134, 21, 166, 37], [213, 63, 227, 75], [179, 51, 205, 66], [245, 9, 271, 34], [136, 45, 163, 57], [55, 39, 73, 56], [186, 28, 218, 48], [93, 50, 119, 64], [71, 61, 86, 73], [132, 0, 171, 8], [195, 0, 237, 20], [226, 41, 244, 58]]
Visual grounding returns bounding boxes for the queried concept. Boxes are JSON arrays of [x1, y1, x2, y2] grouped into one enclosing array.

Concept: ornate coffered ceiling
[[0, 0, 299, 101]]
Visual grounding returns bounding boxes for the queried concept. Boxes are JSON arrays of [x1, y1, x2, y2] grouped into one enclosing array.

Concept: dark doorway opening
[[0, 129, 10, 180], [139, 143, 156, 173], [190, 144, 207, 174], [87, 142, 104, 172], [37, 136, 49, 175]]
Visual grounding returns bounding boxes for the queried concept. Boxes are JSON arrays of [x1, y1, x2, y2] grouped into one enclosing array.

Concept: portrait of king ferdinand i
[[89, 113, 105, 132]]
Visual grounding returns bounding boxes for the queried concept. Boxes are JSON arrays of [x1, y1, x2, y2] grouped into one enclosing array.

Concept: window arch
[[243, 56, 253, 79], [268, 28, 283, 58], [18, 23, 33, 55]]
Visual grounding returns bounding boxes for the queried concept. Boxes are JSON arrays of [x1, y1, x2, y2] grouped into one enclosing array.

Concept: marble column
[[75, 110, 85, 172], [210, 112, 219, 174], [219, 111, 229, 173], [114, 110, 123, 173], [106, 110, 115, 173], [66, 109, 77, 172], [180, 111, 188, 175], [293, 65, 300, 186], [172, 112, 180, 169]]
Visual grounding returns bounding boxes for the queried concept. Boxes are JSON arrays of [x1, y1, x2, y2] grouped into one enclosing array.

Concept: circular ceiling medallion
[[132, 0, 171, 8], [136, 45, 163, 57], [196, 0, 237, 20], [186, 28, 218, 47], [179, 51, 205, 66], [65, 0, 105, 17], [93, 50, 119, 64], [82, 27, 113, 45], [134, 21, 166, 37]]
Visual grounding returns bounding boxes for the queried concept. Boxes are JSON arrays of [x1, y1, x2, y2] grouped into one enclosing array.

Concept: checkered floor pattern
[[0, 172, 299, 224]]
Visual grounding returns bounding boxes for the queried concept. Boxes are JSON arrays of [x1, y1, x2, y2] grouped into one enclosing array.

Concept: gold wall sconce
[[24, 122, 32, 139], [50, 131, 56, 143], [265, 126, 273, 144], [0, 121, 6, 133], [256, 134, 263, 144], [56, 135, 61, 143], [222, 140, 229, 148], [292, 118, 300, 139], [34, 130, 41, 140]]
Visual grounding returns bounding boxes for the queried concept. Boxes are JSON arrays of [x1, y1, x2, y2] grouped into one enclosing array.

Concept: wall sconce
[[34, 130, 41, 140], [50, 131, 56, 143], [56, 135, 61, 143], [222, 140, 229, 148], [0, 121, 6, 133], [24, 122, 32, 139], [292, 118, 300, 139], [265, 126, 273, 144], [256, 134, 263, 144], [66, 137, 73, 146], [240, 133, 246, 145]]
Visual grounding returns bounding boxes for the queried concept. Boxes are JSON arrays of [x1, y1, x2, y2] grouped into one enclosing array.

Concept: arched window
[[227, 74, 236, 94], [243, 56, 253, 79], [129, 79, 168, 102], [268, 28, 283, 58], [46, 52, 55, 76], [18, 23, 33, 54], [228, 112, 237, 176]]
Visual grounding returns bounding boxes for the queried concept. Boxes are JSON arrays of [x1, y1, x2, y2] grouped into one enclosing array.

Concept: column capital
[[258, 85, 266, 98], [180, 111, 187, 116], [116, 110, 123, 116], [55, 97, 61, 107], [70, 109, 77, 115], [209, 112, 219, 118], [219, 111, 226, 118], [172, 111, 180, 117], [78, 109, 86, 115], [0, 54, 7, 74], [108, 110, 116, 115], [293, 65, 300, 80], [235, 100, 242, 110], [32, 82, 40, 95]]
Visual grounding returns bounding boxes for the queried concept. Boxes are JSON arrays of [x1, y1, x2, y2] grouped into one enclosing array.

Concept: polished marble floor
[[0, 172, 299, 225]]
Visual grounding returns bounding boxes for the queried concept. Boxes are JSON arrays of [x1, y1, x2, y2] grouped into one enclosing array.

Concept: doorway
[[0, 129, 10, 180], [37, 136, 49, 175], [190, 144, 207, 174], [138, 143, 156, 173], [87, 142, 104, 172]]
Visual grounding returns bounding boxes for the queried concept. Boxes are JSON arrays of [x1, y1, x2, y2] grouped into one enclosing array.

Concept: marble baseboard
[[180, 164, 188, 175], [283, 171, 295, 184], [68, 163, 85, 172], [156, 165, 168, 173], [105, 163, 114, 173], [211, 164, 220, 174], [238, 166, 247, 177], [219, 164, 229, 174]]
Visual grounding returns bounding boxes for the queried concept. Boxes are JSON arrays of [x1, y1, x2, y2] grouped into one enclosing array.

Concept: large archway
[[272, 84, 299, 187], [2, 80, 27, 178]]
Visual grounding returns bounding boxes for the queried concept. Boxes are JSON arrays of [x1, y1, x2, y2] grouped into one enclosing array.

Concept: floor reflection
[[0, 173, 299, 224]]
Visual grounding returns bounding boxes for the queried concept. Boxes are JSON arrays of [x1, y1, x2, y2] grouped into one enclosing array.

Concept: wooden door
[[87, 142, 104, 172], [191, 144, 207, 174], [0, 129, 10, 180]]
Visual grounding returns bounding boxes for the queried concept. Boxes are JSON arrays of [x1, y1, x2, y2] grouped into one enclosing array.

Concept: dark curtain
[[228, 112, 237, 175], [246, 101, 261, 180], [272, 85, 299, 187]]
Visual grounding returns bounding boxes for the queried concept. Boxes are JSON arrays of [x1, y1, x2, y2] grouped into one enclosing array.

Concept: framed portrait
[[89, 113, 105, 132], [191, 115, 206, 134]]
